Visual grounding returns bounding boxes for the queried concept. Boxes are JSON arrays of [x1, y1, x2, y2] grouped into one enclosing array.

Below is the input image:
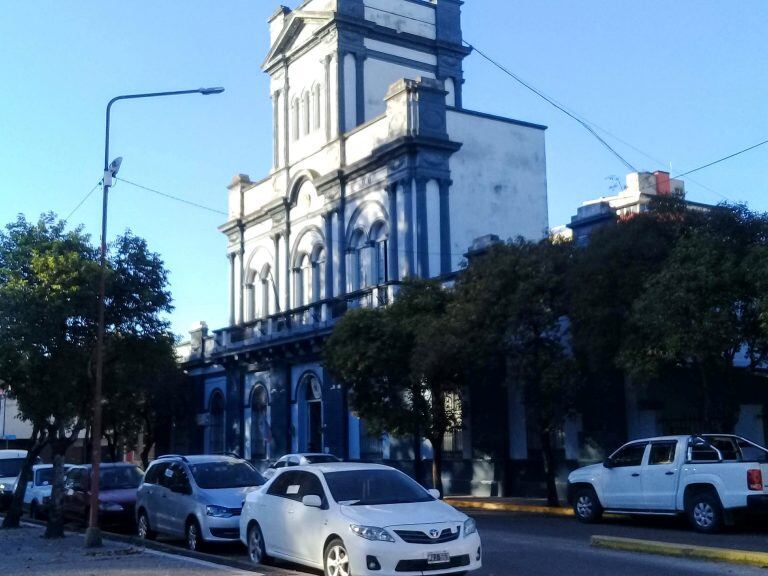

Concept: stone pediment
[[262, 11, 333, 70]]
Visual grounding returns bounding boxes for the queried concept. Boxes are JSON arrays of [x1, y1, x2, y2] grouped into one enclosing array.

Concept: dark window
[[144, 463, 167, 485], [302, 455, 341, 464], [66, 469, 88, 491], [189, 461, 264, 489], [323, 469, 434, 506], [0, 458, 24, 478], [610, 443, 647, 467], [296, 471, 327, 505], [692, 436, 740, 462], [209, 392, 225, 455], [273, 460, 286, 470], [648, 442, 676, 465], [100, 466, 143, 490], [267, 471, 302, 499], [737, 439, 768, 463], [287, 456, 300, 467]]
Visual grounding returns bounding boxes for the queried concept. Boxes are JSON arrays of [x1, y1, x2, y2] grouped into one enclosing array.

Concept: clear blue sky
[[1, 1, 766, 337]]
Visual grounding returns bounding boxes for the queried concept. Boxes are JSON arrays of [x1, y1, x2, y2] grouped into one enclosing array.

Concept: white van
[[0, 450, 28, 510]]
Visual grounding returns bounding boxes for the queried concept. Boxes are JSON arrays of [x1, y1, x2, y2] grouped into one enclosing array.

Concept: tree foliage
[[0, 214, 180, 534]]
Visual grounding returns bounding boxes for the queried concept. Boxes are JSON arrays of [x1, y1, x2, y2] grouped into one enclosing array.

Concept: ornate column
[[387, 182, 399, 282], [336, 198, 347, 295], [415, 177, 429, 278], [228, 252, 236, 326], [355, 51, 366, 126], [323, 211, 335, 298], [402, 178, 415, 278], [272, 89, 281, 169], [439, 179, 452, 275], [272, 233, 281, 312]]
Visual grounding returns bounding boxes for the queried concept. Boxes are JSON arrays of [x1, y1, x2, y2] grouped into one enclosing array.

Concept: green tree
[[454, 239, 577, 505], [0, 214, 176, 536], [324, 280, 469, 493], [619, 205, 768, 429]]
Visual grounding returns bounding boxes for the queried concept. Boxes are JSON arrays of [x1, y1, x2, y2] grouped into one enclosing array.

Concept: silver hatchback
[[135, 455, 265, 551]]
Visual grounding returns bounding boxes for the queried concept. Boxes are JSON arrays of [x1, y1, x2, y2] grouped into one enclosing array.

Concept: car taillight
[[747, 469, 763, 491]]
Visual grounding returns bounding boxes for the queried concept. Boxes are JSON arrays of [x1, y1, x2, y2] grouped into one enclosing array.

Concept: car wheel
[[137, 511, 156, 541], [573, 487, 603, 523], [324, 538, 351, 576], [186, 519, 203, 551], [687, 490, 723, 534], [247, 523, 269, 565]]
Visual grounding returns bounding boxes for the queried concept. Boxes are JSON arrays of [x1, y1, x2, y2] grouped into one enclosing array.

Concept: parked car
[[240, 462, 482, 576], [568, 434, 768, 533], [63, 463, 143, 526], [0, 450, 29, 510], [136, 454, 265, 551], [262, 453, 342, 480], [14, 464, 71, 519]]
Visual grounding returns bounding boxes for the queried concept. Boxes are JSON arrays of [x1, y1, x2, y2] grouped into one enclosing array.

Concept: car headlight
[[464, 517, 477, 537], [99, 502, 124, 512], [206, 505, 234, 518], [350, 524, 395, 543]]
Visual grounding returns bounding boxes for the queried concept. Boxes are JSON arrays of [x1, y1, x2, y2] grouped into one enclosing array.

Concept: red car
[[63, 463, 143, 527]]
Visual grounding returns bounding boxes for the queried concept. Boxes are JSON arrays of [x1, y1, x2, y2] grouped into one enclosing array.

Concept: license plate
[[427, 552, 451, 564]]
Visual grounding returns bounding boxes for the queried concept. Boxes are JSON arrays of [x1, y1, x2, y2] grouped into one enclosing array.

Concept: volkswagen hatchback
[[240, 462, 481, 576]]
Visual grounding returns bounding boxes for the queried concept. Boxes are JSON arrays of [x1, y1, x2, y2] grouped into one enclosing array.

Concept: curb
[[591, 535, 768, 569], [444, 498, 574, 517]]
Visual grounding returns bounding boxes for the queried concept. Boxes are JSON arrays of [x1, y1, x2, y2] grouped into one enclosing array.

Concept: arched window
[[313, 85, 322, 131], [250, 386, 269, 461], [300, 254, 311, 307], [370, 221, 388, 285], [303, 374, 323, 453], [311, 246, 326, 301], [347, 229, 367, 292], [209, 391, 225, 455], [291, 98, 300, 140], [302, 91, 311, 136]]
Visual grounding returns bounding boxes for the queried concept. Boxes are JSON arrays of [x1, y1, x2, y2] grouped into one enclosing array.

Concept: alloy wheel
[[248, 526, 264, 564], [576, 495, 593, 518], [326, 544, 350, 576], [137, 514, 149, 539], [693, 502, 714, 528], [187, 522, 199, 551]]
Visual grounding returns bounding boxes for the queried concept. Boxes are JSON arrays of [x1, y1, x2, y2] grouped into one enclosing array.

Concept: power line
[[465, 41, 637, 172], [64, 181, 101, 222], [673, 139, 768, 180], [115, 177, 227, 216]]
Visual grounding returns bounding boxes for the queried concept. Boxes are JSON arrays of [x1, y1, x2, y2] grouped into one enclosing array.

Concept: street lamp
[[86, 87, 224, 548]]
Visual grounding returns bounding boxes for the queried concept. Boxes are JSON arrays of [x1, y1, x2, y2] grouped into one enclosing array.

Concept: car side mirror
[[302, 495, 323, 508], [603, 458, 615, 469], [428, 488, 441, 500]]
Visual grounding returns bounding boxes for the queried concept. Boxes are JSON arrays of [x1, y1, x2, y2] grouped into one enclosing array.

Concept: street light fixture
[[86, 86, 224, 548]]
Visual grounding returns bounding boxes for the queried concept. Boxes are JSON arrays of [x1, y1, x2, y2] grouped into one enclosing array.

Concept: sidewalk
[[445, 496, 574, 516], [0, 524, 255, 576]]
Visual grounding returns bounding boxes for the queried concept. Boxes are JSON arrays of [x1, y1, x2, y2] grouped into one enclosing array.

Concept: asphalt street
[[147, 511, 768, 576]]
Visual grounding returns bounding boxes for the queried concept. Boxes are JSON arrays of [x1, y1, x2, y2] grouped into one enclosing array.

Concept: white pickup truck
[[567, 434, 768, 533]]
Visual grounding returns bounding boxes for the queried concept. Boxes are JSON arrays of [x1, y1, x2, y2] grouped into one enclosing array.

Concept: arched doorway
[[209, 391, 225, 455], [250, 386, 269, 461], [299, 373, 323, 453]]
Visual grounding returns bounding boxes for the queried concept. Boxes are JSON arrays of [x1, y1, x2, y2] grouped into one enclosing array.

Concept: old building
[[178, 0, 548, 494]]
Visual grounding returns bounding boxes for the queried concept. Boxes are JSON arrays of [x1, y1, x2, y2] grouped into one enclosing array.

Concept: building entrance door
[[307, 400, 322, 453]]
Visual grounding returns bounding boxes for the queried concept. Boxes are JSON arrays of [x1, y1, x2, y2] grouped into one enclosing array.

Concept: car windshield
[[303, 455, 340, 464], [100, 466, 143, 490], [324, 469, 434, 506], [0, 458, 24, 478], [36, 468, 55, 485], [189, 461, 265, 489]]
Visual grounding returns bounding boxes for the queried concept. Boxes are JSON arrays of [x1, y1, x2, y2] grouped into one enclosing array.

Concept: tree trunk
[[2, 429, 47, 529], [140, 432, 154, 471], [539, 424, 559, 507], [413, 429, 424, 486], [45, 443, 69, 538], [431, 436, 444, 495]]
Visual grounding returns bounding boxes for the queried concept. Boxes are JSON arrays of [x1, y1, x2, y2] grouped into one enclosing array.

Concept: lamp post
[[86, 87, 224, 548]]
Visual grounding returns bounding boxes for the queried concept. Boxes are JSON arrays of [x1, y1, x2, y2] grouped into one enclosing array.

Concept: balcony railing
[[181, 284, 400, 362]]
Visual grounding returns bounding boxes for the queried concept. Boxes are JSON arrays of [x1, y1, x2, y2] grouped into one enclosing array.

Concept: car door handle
[[665, 471, 675, 476], [631, 473, 640, 477]]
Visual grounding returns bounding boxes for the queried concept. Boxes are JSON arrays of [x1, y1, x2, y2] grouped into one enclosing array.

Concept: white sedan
[[240, 462, 482, 576]]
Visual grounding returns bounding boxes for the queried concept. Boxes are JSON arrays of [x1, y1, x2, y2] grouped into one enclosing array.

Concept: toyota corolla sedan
[[240, 462, 481, 576]]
